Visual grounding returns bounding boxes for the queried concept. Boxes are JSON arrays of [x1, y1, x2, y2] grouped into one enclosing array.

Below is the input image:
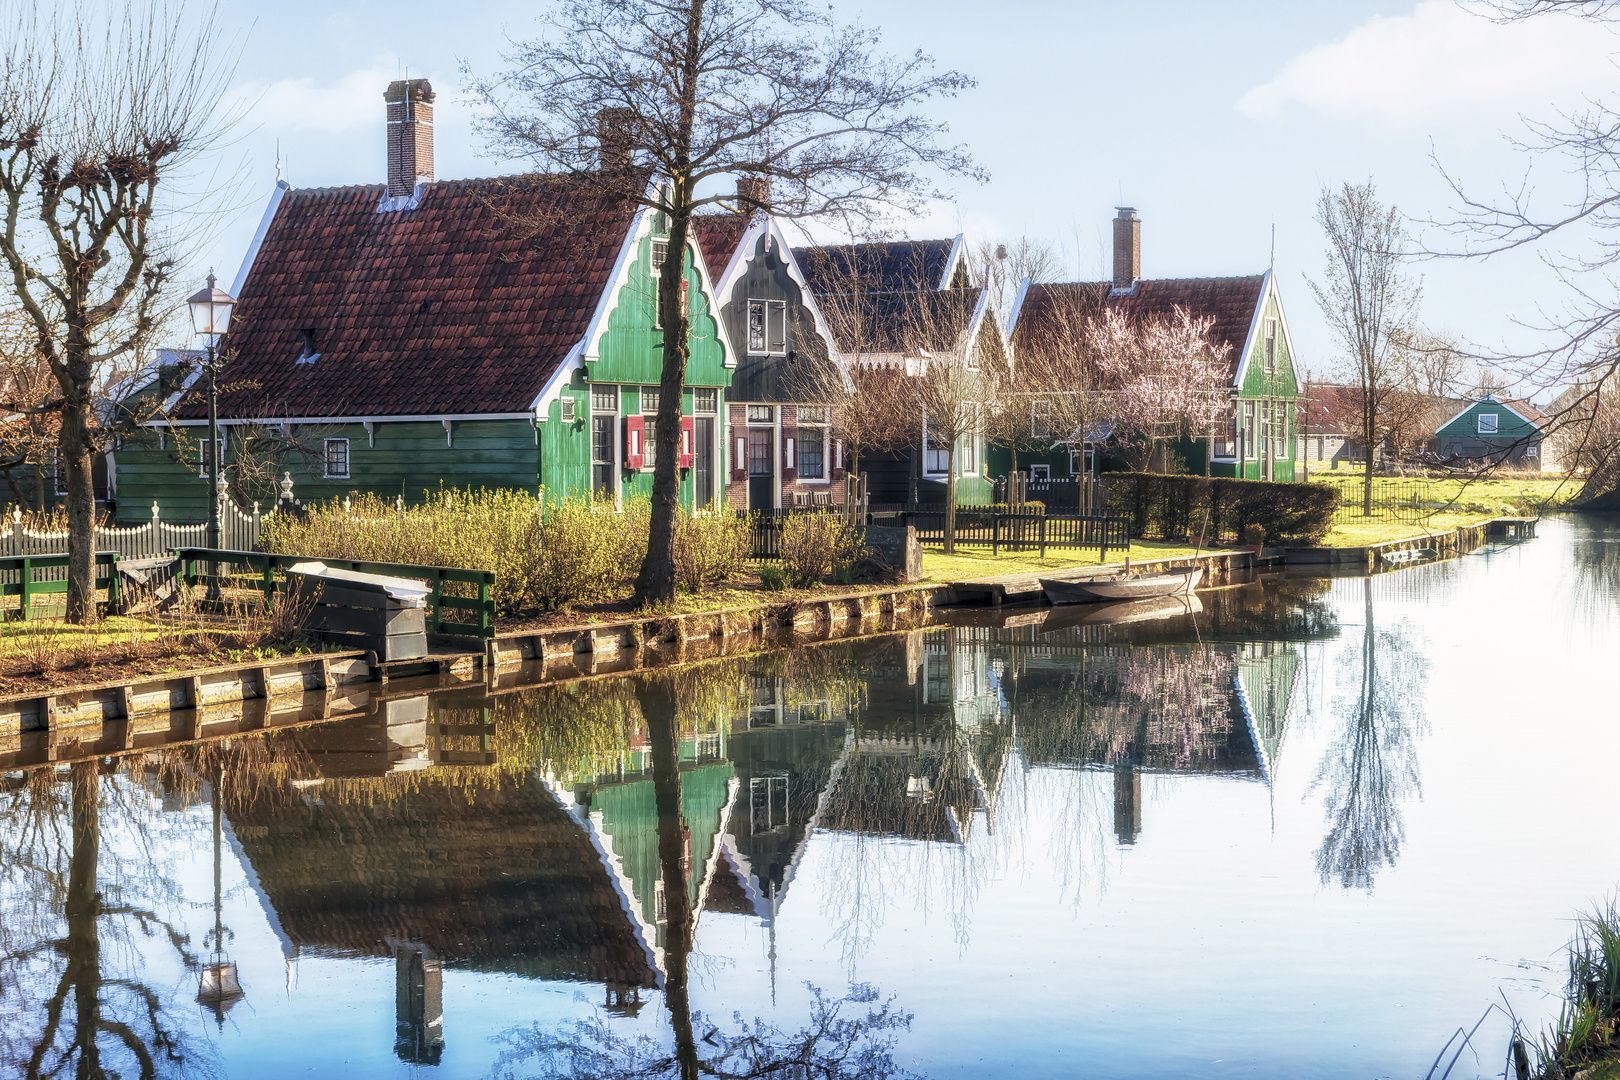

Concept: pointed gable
[[181, 176, 641, 420]]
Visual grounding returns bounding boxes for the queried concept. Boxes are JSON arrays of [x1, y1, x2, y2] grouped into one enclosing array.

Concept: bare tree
[[0, 1, 237, 621], [0, 306, 60, 508], [471, 0, 983, 606], [972, 237, 1061, 329], [987, 281, 1108, 479], [1308, 182, 1422, 514]]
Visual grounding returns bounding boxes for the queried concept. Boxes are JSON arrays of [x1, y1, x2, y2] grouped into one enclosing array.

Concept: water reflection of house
[[552, 721, 738, 971], [813, 629, 1016, 845], [226, 769, 664, 1061]]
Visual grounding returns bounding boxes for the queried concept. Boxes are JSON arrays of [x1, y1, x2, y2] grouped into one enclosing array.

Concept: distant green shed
[[1432, 395, 1551, 471]]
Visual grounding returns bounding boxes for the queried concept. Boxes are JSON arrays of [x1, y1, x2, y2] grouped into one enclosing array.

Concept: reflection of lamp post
[[186, 273, 236, 554], [197, 763, 244, 1022]]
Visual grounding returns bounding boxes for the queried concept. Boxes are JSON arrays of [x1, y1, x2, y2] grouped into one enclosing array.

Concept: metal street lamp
[[187, 272, 236, 554]]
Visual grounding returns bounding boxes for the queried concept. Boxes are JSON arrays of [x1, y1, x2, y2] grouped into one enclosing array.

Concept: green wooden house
[[995, 207, 1302, 484], [1432, 395, 1551, 470], [111, 78, 734, 521]]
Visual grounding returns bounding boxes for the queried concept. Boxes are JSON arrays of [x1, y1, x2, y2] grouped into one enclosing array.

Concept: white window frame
[[1068, 450, 1087, 476], [323, 438, 350, 480], [650, 239, 667, 275], [746, 298, 788, 357], [198, 437, 225, 479], [1243, 402, 1258, 460], [746, 404, 774, 424], [1525, 443, 1539, 458], [1029, 463, 1051, 481], [796, 416, 828, 482], [1031, 400, 1052, 440], [959, 431, 978, 475], [1478, 412, 1499, 435], [1264, 318, 1278, 372]]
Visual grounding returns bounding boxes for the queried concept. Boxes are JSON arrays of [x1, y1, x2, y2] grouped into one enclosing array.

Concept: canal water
[[3, 515, 1618, 1079]]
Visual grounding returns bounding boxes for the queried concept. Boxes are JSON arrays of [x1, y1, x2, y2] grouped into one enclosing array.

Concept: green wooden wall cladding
[[1237, 293, 1298, 400], [1435, 399, 1541, 440], [589, 233, 731, 387], [114, 418, 542, 521]]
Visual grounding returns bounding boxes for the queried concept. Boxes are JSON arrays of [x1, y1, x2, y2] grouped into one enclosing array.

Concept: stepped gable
[[179, 175, 641, 420], [1018, 276, 1265, 382], [227, 773, 656, 987]]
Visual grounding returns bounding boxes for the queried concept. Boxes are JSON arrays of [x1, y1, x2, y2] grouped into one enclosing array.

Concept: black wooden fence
[[745, 504, 1128, 560]]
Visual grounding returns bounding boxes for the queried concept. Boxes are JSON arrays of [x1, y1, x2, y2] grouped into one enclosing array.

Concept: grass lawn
[[1314, 474, 1577, 547], [921, 538, 1205, 582]]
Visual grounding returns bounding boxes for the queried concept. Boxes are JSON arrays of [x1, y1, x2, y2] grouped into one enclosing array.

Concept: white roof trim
[[712, 214, 840, 373], [149, 411, 534, 428], [579, 200, 739, 370], [1005, 277, 1032, 344], [938, 233, 965, 291], [529, 342, 583, 417], [1230, 269, 1295, 393], [231, 179, 289, 298], [1433, 393, 1542, 435]]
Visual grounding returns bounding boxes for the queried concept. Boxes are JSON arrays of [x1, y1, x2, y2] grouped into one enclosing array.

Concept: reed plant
[[1523, 901, 1620, 1079]]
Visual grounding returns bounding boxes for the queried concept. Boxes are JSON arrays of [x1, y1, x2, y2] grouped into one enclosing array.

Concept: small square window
[[747, 404, 774, 424], [324, 438, 350, 479], [591, 385, 618, 412], [1526, 443, 1539, 458], [1478, 413, 1499, 434], [693, 387, 718, 413], [198, 437, 225, 478]]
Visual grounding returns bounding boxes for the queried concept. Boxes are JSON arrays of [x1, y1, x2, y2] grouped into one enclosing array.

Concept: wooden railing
[[173, 548, 496, 640], [0, 551, 121, 620], [745, 504, 1128, 560]]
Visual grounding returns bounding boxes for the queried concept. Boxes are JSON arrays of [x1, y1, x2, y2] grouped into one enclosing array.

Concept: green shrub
[[759, 564, 787, 591], [1102, 473, 1339, 546], [778, 511, 869, 585], [672, 510, 751, 592]]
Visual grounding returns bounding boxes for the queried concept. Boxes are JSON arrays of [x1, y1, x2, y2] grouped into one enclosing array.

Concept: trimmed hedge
[[1103, 473, 1339, 546]]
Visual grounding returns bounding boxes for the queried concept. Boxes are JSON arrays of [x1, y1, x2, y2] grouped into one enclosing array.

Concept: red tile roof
[[178, 177, 641, 419], [1017, 276, 1265, 383], [690, 212, 751, 278]]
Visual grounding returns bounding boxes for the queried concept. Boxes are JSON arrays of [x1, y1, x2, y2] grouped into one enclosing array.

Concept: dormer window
[[297, 328, 320, 364]]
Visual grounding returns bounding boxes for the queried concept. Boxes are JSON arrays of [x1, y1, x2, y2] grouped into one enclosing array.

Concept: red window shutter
[[679, 415, 695, 469], [624, 415, 644, 470]]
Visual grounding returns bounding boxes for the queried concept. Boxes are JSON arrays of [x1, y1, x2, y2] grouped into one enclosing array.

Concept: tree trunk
[[641, 677, 700, 1080], [1362, 398, 1375, 517], [944, 442, 957, 555], [66, 761, 103, 1075], [61, 402, 97, 623], [633, 0, 706, 609]]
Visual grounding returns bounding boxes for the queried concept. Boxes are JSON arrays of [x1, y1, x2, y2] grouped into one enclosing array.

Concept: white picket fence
[[0, 497, 263, 560]]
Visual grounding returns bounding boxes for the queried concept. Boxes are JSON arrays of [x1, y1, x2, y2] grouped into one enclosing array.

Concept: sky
[[188, 0, 1620, 395]]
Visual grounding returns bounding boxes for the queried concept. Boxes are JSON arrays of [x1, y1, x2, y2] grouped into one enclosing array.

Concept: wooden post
[[430, 572, 444, 636], [20, 556, 32, 620], [478, 576, 491, 638], [1040, 515, 1047, 560], [991, 514, 999, 557]]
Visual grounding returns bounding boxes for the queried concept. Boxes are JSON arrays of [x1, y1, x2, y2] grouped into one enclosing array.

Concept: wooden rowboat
[[1039, 567, 1204, 605]]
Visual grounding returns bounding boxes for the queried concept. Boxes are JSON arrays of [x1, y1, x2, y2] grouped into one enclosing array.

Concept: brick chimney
[[736, 174, 771, 215], [384, 79, 435, 198], [597, 108, 637, 171], [1112, 206, 1140, 291]]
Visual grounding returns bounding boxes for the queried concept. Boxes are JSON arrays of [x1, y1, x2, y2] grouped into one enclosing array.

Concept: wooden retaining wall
[[1280, 516, 1525, 572]]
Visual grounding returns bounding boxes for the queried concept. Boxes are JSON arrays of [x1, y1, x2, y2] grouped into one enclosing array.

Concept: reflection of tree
[[0, 763, 208, 1079], [493, 671, 922, 1080], [1309, 578, 1426, 889]]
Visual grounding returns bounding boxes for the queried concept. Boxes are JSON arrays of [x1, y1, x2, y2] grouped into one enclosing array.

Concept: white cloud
[[1238, 1, 1620, 129], [227, 64, 458, 137]]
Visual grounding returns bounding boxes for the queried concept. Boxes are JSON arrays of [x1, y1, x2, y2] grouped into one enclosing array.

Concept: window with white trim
[[1029, 463, 1050, 481], [693, 387, 718, 413], [924, 427, 950, 474], [324, 438, 350, 479], [746, 299, 787, 356], [1264, 318, 1278, 372], [1031, 400, 1052, 440], [1526, 443, 1540, 458], [640, 386, 660, 470], [591, 384, 618, 412], [796, 408, 826, 479], [650, 239, 667, 274], [1243, 402, 1258, 459], [746, 404, 773, 424], [198, 437, 225, 478], [960, 430, 977, 474], [1478, 412, 1499, 434]]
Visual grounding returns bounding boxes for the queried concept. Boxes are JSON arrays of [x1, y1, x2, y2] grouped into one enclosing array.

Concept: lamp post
[[187, 273, 236, 553]]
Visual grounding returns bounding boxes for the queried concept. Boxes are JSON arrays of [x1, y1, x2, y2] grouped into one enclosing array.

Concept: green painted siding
[[114, 418, 541, 522], [1217, 291, 1298, 482], [1435, 398, 1540, 440]]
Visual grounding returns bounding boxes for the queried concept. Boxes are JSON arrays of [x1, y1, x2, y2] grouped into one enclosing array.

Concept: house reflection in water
[[215, 586, 1331, 1059]]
